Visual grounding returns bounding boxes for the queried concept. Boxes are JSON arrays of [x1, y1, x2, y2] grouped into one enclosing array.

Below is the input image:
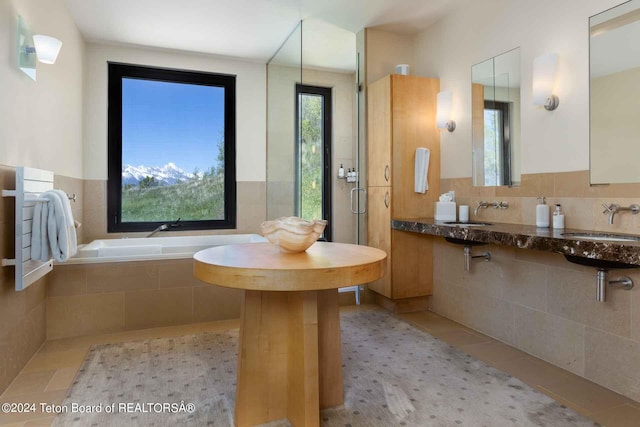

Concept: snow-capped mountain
[[122, 163, 194, 186]]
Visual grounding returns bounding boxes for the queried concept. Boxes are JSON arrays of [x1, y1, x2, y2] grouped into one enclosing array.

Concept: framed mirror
[[590, 0, 640, 184], [471, 47, 521, 187]]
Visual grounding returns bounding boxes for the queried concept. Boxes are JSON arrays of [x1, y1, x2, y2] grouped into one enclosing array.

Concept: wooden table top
[[193, 242, 387, 291]]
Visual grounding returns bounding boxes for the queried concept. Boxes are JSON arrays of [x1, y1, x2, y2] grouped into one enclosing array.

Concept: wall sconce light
[[532, 53, 559, 111], [32, 35, 63, 64], [436, 91, 456, 132], [17, 16, 63, 81]]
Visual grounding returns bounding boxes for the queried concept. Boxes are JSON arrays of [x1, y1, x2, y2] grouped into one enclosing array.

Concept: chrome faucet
[[146, 224, 168, 237], [474, 201, 491, 216], [602, 203, 640, 225], [474, 201, 509, 216]]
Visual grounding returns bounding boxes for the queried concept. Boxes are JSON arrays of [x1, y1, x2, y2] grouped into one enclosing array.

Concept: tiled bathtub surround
[[46, 259, 362, 340], [46, 259, 243, 339], [423, 170, 640, 402]]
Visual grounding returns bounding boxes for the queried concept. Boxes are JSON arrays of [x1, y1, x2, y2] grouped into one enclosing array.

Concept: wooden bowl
[[260, 217, 327, 253]]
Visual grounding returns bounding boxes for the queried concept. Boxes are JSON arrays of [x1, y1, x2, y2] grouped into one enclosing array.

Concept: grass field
[[121, 174, 224, 222]]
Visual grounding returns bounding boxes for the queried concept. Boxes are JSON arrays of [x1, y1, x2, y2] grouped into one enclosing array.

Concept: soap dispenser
[[553, 204, 565, 229], [536, 197, 550, 228]]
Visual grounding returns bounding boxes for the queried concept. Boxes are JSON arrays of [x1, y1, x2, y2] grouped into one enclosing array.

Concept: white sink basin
[[562, 232, 640, 242]]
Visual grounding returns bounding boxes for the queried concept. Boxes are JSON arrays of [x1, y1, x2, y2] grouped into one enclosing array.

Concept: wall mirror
[[590, 0, 640, 184], [471, 47, 521, 187]]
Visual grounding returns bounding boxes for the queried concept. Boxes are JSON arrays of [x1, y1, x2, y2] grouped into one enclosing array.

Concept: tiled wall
[[432, 170, 640, 402], [0, 165, 84, 393], [442, 171, 640, 232], [0, 166, 42, 392]]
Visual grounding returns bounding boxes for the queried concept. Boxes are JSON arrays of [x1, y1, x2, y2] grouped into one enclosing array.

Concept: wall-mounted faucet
[[474, 201, 509, 216], [602, 203, 639, 225]]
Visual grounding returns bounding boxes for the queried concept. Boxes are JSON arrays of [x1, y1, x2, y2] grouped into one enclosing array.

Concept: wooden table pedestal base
[[234, 288, 343, 427]]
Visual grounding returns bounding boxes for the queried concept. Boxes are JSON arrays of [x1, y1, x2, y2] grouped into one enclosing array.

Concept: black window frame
[[294, 84, 332, 242], [107, 62, 236, 233], [484, 100, 512, 187]]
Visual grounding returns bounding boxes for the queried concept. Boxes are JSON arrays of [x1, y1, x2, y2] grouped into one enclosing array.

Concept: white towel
[[31, 190, 77, 262], [52, 189, 77, 258], [414, 148, 430, 193], [31, 199, 50, 261]]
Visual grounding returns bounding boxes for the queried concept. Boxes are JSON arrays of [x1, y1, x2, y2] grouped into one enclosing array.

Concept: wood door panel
[[390, 75, 440, 219], [367, 76, 392, 187], [391, 230, 433, 299], [367, 187, 391, 297]]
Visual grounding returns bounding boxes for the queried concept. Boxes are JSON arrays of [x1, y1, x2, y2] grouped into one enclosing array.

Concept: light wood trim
[[233, 289, 344, 427], [391, 230, 433, 299], [235, 290, 289, 426], [367, 75, 392, 187], [390, 74, 440, 219], [472, 83, 485, 186], [317, 289, 343, 408], [366, 187, 392, 298], [374, 294, 429, 313], [194, 242, 386, 291], [287, 291, 320, 426]]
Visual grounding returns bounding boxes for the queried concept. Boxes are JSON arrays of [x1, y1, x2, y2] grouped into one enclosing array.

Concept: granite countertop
[[392, 218, 640, 267]]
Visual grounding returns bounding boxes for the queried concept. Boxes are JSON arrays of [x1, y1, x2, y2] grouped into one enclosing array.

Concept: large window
[[107, 63, 236, 232], [295, 84, 332, 241]]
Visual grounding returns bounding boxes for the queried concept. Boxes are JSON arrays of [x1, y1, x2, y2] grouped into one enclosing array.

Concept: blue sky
[[122, 78, 225, 173]]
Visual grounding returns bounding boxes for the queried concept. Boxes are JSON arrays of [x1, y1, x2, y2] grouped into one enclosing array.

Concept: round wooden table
[[194, 242, 386, 427]]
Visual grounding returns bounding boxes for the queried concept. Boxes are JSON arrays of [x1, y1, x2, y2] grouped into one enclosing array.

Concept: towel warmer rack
[[1, 167, 54, 291]]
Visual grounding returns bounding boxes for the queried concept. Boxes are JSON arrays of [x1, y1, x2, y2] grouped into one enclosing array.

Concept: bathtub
[[64, 234, 268, 264]]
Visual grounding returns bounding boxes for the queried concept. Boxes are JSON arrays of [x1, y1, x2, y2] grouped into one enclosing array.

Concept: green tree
[[139, 176, 158, 189], [298, 94, 323, 221]]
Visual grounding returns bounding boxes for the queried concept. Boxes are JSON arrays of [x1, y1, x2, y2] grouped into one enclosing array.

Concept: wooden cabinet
[[367, 74, 440, 304]]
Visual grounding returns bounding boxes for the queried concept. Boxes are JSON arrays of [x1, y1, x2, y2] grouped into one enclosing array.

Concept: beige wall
[[365, 28, 416, 85], [397, 0, 640, 402], [414, 0, 625, 178], [591, 67, 640, 184], [0, 0, 84, 178], [0, 0, 84, 394], [83, 42, 266, 182], [81, 43, 269, 240]]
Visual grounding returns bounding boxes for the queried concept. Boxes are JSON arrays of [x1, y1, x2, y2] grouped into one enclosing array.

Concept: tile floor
[[1, 306, 639, 426]]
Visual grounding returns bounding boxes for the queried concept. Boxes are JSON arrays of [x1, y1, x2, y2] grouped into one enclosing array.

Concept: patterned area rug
[[53, 310, 599, 426]]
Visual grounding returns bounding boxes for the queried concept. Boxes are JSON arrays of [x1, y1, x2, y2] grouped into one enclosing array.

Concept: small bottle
[[536, 197, 550, 228], [459, 205, 470, 222], [553, 204, 565, 229], [338, 164, 345, 178]]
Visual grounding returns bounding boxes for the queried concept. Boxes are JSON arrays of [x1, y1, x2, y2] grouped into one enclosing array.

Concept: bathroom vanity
[[392, 219, 640, 266]]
